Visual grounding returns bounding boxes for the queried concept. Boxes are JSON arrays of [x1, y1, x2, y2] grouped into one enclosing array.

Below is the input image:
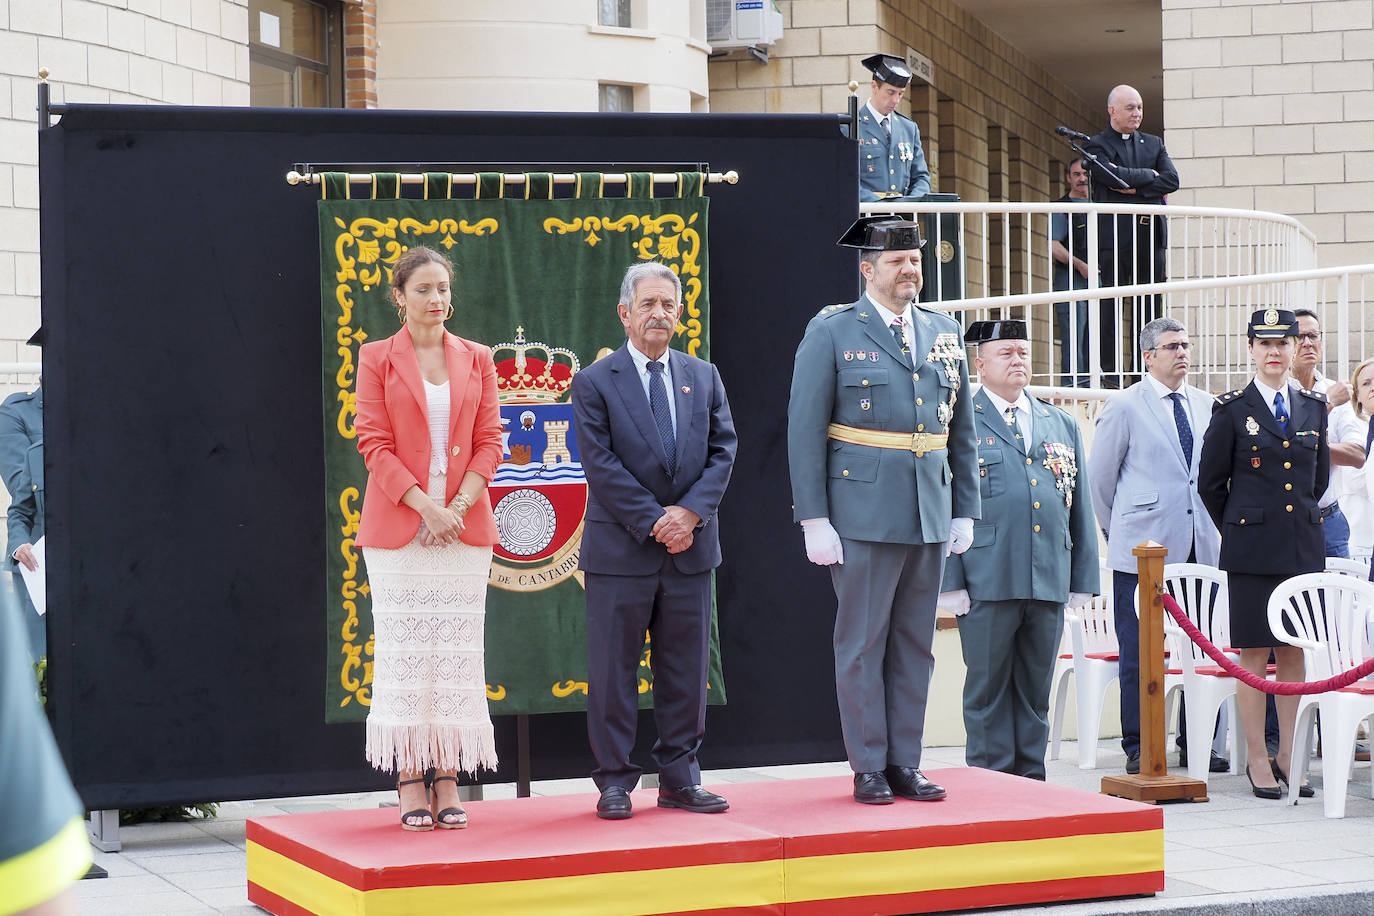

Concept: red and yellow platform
[[246, 769, 1163, 915]]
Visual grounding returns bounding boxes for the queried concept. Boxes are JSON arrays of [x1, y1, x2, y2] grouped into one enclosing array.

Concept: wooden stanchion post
[[1101, 541, 1209, 803]]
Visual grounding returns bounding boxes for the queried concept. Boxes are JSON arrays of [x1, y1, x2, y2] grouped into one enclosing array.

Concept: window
[[599, 84, 634, 112], [599, 0, 631, 28], [249, 0, 343, 107]]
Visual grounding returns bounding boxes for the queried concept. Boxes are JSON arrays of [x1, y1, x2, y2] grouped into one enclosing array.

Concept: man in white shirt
[[1292, 309, 1365, 558]]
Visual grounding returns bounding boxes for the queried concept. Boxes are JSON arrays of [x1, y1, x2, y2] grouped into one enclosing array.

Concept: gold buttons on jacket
[[1033, 501, 1041, 509], [1285, 483, 1293, 491], [916, 396, 923, 404], [1240, 519, 1247, 525], [1034, 525, 1041, 532], [1030, 478, 1038, 486], [842, 469, 850, 477], [1284, 462, 1292, 469], [1283, 441, 1290, 448], [1286, 505, 1293, 512], [862, 379, 870, 386], [917, 423, 925, 432], [1025, 457, 1032, 465]]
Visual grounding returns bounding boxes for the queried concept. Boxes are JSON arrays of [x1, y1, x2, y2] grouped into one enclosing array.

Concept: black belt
[[1320, 502, 1340, 519]]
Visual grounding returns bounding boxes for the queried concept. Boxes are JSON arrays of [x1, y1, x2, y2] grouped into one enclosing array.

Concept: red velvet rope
[[1159, 592, 1374, 695]]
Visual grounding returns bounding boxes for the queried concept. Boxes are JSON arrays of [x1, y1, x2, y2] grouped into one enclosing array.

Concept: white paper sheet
[[18, 536, 45, 616]]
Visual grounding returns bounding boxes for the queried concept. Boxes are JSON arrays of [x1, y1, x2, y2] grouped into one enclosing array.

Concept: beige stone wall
[[375, 0, 710, 113], [0, 0, 249, 364], [1162, 0, 1374, 268]]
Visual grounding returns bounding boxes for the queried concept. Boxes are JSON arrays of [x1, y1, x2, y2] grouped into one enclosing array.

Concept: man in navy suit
[[1083, 85, 1179, 385], [572, 262, 737, 820]]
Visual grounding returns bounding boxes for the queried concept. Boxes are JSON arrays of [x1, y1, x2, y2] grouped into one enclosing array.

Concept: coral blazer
[[354, 326, 503, 549]]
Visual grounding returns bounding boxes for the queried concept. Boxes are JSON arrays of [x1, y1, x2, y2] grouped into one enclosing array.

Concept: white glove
[[938, 589, 971, 616], [946, 517, 974, 556], [1066, 592, 1093, 610], [800, 518, 844, 566]]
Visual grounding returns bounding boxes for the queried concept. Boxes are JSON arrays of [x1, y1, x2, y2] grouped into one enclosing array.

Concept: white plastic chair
[[1326, 557, 1372, 578], [1050, 574, 1118, 769], [1269, 572, 1374, 817], [1154, 563, 1244, 782]]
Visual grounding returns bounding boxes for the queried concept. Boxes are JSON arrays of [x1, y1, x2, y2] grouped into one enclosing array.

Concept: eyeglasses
[[1150, 342, 1190, 352], [1297, 332, 1322, 343]]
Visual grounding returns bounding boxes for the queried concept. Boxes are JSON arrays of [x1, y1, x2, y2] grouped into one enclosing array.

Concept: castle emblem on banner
[[488, 327, 587, 592]]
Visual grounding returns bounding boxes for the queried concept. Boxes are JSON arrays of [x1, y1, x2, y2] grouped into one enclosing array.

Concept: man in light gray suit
[[1089, 317, 1222, 774]]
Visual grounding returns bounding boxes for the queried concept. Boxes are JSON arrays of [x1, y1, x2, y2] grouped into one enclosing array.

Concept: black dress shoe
[[657, 785, 729, 813], [596, 786, 633, 820], [1177, 748, 1231, 773], [1270, 757, 1315, 798], [1245, 763, 1282, 800], [1125, 750, 1140, 775], [885, 766, 947, 801], [853, 771, 895, 805]]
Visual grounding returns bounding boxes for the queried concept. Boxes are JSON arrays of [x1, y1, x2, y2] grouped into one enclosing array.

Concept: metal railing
[[864, 200, 1370, 396]]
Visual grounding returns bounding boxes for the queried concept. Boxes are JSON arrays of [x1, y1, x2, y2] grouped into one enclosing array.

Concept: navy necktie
[[1169, 392, 1193, 465], [1274, 390, 1289, 434], [648, 360, 676, 474]]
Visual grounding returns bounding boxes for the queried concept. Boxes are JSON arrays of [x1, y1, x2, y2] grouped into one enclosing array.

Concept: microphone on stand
[[1055, 126, 1092, 141]]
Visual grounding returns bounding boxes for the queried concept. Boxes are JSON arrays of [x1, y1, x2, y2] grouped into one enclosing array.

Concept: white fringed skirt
[[362, 473, 498, 776]]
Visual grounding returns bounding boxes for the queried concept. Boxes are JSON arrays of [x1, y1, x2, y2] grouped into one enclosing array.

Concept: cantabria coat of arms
[[488, 327, 586, 592]]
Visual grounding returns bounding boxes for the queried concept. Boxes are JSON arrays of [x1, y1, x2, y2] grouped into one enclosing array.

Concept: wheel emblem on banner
[[494, 489, 558, 557]]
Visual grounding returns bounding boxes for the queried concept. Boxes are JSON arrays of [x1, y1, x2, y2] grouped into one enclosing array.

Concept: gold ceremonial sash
[[827, 423, 948, 457]]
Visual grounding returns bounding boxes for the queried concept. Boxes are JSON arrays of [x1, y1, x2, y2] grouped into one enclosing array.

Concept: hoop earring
[[445, 304, 455, 320]]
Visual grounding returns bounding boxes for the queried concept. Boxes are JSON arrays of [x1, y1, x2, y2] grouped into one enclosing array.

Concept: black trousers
[[585, 556, 712, 792]]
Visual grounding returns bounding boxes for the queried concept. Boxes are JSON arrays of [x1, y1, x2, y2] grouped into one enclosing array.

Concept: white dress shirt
[[626, 343, 678, 432], [870, 298, 913, 353], [983, 387, 1033, 450]]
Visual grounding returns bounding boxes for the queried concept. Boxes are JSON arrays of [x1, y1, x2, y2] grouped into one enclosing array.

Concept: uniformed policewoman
[[1198, 308, 1329, 800]]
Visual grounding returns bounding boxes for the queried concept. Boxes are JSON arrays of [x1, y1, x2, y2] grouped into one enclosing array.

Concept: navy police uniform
[[1198, 310, 1329, 648]]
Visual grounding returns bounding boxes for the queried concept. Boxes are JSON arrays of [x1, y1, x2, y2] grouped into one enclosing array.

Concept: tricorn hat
[[965, 319, 1028, 345], [836, 216, 925, 251], [861, 53, 912, 89], [26, 327, 42, 347]]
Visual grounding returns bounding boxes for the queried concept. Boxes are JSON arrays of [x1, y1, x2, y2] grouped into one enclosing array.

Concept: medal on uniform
[[899, 141, 913, 162], [937, 401, 953, 427], [1043, 442, 1078, 508], [844, 350, 854, 361], [1252, 457, 1261, 468], [860, 398, 871, 411], [1245, 416, 1260, 436], [869, 351, 879, 362]]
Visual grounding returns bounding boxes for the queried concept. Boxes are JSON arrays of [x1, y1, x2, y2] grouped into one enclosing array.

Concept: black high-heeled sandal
[[398, 777, 434, 831], [430, 775, 468, 829], [1270, 757, 1315, 798], [1245, 762, 1282, 800]]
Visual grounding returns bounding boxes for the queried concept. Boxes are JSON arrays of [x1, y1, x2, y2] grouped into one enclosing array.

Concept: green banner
[[320, 180, 723, 722]]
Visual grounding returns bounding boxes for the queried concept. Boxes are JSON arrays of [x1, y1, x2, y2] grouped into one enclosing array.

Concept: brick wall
[[343, 0, 375, 108], [0, 0, 250, 362], [1162, 0, 1374, 267]]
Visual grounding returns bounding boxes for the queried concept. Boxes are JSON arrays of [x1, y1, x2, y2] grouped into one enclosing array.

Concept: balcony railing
[[864, 200, 1371, 398]]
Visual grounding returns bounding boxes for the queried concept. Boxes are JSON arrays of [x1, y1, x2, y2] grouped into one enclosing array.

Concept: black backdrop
[[39, 105, 859, 808]]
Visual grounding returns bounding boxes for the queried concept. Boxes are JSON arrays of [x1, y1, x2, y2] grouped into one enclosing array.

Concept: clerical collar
[[1120, 132, 1133, 140]]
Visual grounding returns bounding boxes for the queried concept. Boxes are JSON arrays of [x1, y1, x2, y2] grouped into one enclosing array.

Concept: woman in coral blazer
[[354, 246, 503, 831]]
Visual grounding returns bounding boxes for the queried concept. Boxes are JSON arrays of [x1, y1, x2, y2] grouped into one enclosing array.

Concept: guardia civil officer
[[1198, 308, 1328, 800], [938, 320, 1098, 780], [856, 53, 931, 202], [787, 216, 980, 804]]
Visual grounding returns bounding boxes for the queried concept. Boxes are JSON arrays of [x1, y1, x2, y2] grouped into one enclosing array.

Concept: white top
[[626, 343, 678, 432], [424, 379, 450, 477], [1331, 402, 1369, 526]]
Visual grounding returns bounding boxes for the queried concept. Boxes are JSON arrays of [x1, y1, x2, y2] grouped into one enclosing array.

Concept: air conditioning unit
[[707, 0, 783, 50]]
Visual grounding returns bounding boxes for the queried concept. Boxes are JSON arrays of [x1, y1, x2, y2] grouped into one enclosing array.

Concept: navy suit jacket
[[572, 343, 736, 576]]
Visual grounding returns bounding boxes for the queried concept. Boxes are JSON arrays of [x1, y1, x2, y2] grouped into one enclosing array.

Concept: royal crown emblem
[[492, 326, 580, 404], [489, 326, 587, 593]]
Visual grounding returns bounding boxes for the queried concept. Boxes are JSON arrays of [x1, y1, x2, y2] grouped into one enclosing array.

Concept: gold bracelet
[[451, 492, 473, 516]]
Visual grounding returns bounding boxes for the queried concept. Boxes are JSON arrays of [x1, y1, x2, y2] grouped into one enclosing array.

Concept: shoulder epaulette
[[1214, 389, 1243, 405], [816, 302, 855, 319], [1298, 387, 1328, 403]]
